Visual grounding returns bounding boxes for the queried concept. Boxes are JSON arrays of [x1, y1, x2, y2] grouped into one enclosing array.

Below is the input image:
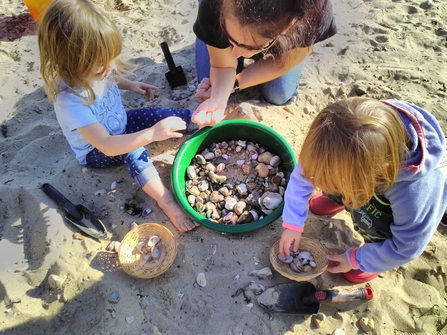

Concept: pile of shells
[[277, 250, 317, 273], [134, 235, 162, 267], [185, 140, 288, 225]]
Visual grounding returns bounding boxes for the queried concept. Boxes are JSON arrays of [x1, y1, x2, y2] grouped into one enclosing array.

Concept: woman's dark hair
[[220, 0, 324, 56]]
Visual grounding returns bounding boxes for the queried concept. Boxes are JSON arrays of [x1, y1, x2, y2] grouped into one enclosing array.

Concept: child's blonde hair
[[300, 97, 408, 209], [38, 0, 127, 105]]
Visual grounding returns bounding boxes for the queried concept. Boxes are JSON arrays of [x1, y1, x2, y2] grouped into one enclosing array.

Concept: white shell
[[196, 272, 207, 287], [277, 253, 293, 264], [136, 241, 147, 254], [147, 235, 160, 249], [297, 251, 311, 264]]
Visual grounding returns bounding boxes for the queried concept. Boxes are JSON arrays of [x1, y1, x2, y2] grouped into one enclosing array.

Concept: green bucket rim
[[171, 119, 297, 233]]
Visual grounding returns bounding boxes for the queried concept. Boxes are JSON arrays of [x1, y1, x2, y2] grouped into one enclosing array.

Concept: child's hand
[[326, 253, 352, 273], [279, 229, 302, 257], [129, 81, 158, 101], [150, 116, 186, 141]]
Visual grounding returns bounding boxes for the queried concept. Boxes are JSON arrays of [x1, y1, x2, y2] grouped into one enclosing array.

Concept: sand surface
[[1, 0, 446, 334]]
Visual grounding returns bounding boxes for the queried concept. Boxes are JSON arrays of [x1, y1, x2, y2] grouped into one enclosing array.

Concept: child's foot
[[158, 197, 199, 232]]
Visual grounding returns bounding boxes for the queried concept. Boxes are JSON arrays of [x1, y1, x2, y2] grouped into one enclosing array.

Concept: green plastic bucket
[[171, 120, 297, 233]]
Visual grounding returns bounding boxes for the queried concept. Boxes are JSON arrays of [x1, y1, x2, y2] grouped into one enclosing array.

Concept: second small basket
[[270, 236, 328, 282], [118, 223, 177, 279]]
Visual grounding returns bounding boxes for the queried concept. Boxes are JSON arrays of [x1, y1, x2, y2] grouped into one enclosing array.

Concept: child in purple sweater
[[280, 97, 447, 283]]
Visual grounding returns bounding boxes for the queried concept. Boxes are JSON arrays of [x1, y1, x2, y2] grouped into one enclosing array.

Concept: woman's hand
[[127, 81, 158, 101], [149, 116, 186, 142], [191, 98, 226, 128], [279, 229, 302, 257], [326, 253, 352, 273], [194, 78, 212, 101]]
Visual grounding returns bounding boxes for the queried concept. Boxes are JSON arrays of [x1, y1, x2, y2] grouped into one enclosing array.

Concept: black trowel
[[160, 41, 187, 89]]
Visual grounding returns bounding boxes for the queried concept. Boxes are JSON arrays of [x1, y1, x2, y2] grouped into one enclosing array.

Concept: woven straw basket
[[270, 236, 328, 282], [118, 223, 177, 279]]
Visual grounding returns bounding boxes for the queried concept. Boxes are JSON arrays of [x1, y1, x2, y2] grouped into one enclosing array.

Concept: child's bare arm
[[77, 117, 186, 156], [115, 77, 158, 101]]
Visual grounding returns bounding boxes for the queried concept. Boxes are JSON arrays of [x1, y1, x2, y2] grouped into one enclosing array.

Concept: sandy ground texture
[[1, 0, 447, 334]]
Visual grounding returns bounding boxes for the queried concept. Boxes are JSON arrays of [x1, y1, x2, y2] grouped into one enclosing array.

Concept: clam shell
[[196, 272, 206, 287], [258, 152, 273, 164], [277, 253, 293, 264]]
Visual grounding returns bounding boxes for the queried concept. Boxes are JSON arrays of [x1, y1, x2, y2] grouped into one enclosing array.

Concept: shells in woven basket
[[118, 223, 177, 279], [270, 236, 328, 282]]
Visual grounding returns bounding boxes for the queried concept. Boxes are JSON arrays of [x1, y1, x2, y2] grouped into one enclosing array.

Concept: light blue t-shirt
[[54, 79, 127, 164]]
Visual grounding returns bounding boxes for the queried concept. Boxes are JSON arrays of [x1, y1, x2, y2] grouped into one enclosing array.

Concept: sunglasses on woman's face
[[222, 23, 277, 53]]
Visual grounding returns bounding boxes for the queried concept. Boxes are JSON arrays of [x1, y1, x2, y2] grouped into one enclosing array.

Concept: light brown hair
[[38, 0, 129, 105], [300, 97, 408, 208]]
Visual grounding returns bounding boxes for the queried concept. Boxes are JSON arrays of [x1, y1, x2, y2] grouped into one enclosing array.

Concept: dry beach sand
[[1, 0, 447, 334]]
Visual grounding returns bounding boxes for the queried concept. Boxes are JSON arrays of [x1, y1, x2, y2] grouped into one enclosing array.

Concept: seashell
[[216, 163, 225, 173], [332, 330, 345, 335], [312, 313, 326, 328], [220, 141, 229, 149], [187, 194, 196, 205], [205, 163, 216, 172], [261, 192, 283, 210], [198, 180, 209, 191], [195, 154, 206, 165], [136, 241, 147, 254], [290, 258, 304, 272], [151, 243, 162, 259], [359, 317, 375, 332], [196, 272, 207, 287], [249, 209, 259, 221], [234, 201, 247, 215], [187, 166, 197, 179], [236, 183, 248, 195], [241, 164, 252, 175], [147, 235, 160, 249], [205, 202, 216, 211], [255, 163, 269, 178], [110, 181, 117, 190], [213, 148, 222, 157], [237, 211, 250, 224], [258, 152, 273, 164], [208, 171, 227, 184], [277, 253, 293, 264], [196, 202, 205, 212], [95, 189, 107, 197], [144, 254, 153, 262], [188, 186, 200, 196], [142, 207, 152, 217], [218, 186, 229, 196], [236, 159, 245, 166], [249, 267, 273, 279], [196, 196, 204, 204], [223, 211, 233, 223], [204, 152, 215, 160], [210, 191, 224, 203], [309, 260, 317, 268], [225, 197, 238, 210], [211, 210, 220, 220], [303, 264, 312, 272], [237, 140, 246, 147], [113, 241, 121, 252], [269, 155, 281, 167], [297, 251, 311, 264], [235, 146, 243, 153]]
